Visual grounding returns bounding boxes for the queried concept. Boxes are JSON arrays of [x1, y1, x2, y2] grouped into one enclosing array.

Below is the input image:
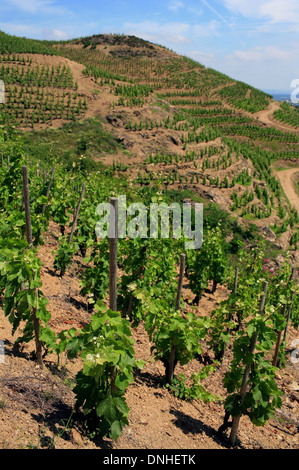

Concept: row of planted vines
[[2, 36, 299, 150], [0, 56, 86, 127], [0, 131, 298, 445], [118, 115, 299, 245], [274, 102, 299, 129]]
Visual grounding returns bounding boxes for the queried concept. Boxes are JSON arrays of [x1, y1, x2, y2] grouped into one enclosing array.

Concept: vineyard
[[0, 31, 298, 451], [274, 102, 299, 129], [0, 54, 87, 127]]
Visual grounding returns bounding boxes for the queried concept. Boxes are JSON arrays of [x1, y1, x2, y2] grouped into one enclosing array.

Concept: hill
[[0, 31, 298, 451], [0, 31, 298, 257]]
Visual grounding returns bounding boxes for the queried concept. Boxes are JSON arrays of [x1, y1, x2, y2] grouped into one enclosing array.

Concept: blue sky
[[0, 0, 298, 92]]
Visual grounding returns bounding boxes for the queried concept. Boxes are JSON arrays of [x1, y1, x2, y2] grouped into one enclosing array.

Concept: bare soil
[[275, 168, 299, 213], [0, 222, 298, 451], [254, 102, 299, 135]]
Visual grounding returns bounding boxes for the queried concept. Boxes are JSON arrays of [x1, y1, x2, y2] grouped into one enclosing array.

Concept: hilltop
[[0, 31, 298, 451]]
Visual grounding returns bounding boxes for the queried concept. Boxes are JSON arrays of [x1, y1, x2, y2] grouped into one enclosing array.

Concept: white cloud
[[190, 51, 215, 60], [123, 19, 221, 46], [259, 0, 299, 24], [230, 47, 263, 61], [168, 1, 185, 12], [189, 50, 215, 65], [0, 22, 41, 36], [42, 28, 68, 40], [123, 21, 191, 45], [3, 0, 68, 16], [0, 22, 69, 40], [227, 46, 295, 62], [193, 20, 220, 37], [168, 0, 203, 17], [223, 0, 259, 17], [223, 0, 299, 24]]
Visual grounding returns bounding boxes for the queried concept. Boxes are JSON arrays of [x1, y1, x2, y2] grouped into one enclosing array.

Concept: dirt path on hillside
[[254, 101, 299, 134], [26, 53, 119, 126], [275, 167, 299, 212]]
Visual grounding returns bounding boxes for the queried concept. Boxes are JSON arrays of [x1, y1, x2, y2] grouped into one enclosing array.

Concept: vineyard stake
[[229, 280, 268, 446], [69, 182, 85, 243], [109, 198, 118, 393], [176, 253, 186, 311], [22, 166, 43, 367], [109, 197, 118, 311], [233, 267, 239, 294], [167, 253, 186, 384]]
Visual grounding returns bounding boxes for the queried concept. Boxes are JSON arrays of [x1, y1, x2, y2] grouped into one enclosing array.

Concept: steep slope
[[275, 168, 299, 212], [0, 30, 298, 257]]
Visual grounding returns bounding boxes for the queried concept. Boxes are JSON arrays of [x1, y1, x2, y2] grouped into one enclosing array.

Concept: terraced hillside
[[0, 31, 298, 451], [0, 32, 298, 255], [59, 34, 299, 257]]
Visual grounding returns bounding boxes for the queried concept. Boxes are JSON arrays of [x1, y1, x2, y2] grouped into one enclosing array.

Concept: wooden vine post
[[272, 304, 286, 368], [109, 197, 118, 312], [108, 198, 119, 393], [167, 253, 186, 384], [69, 182, 86, 243], [233, 267, 239, 294], [22, 166, 43, 367], [229, 280, 268, 446]]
